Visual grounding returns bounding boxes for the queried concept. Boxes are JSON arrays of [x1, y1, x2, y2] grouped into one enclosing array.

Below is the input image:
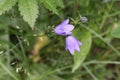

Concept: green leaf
[[111, 24, 120, 38], [18, 0, 39, 29], [39, 0, 59, 15], [27, 63, 64, 80], [55, 0, 64, 8], [79, 0, 90, 7], [72, 28, 92, 72], [0, 0, 17, 15]]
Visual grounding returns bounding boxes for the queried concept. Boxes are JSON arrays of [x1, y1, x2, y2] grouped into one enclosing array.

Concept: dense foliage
[[0, 0, 120, 80]]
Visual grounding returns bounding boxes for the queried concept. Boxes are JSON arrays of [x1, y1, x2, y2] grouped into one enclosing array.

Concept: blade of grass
[[4, 43, 19, 55], [83, 65, 99, 80], [38, 65, 72, 79], [16, 36, 27, 62], [16, 36, 29, 72], [0, 60, 18, 80], [84, 60, 120, 65], [100, 1, 114, 29], [106, 10, 120, 18], [80, 24, 120, 56]]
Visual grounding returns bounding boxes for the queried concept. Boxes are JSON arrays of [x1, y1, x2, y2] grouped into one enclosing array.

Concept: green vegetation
[[0, 0, 120, 80]]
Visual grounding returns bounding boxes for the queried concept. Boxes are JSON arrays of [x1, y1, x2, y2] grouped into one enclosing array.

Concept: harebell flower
[[54, 19, 82, 55]]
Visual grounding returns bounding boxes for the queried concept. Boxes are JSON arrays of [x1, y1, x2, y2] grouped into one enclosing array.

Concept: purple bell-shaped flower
[[54, 19, 82, 55], [66, 35, 82, 55]]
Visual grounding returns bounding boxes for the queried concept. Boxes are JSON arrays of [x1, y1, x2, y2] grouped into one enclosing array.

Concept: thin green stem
[[80, 24, 120, 56], [84, 60, 120, 65], [38, 65, 72, 79], [4, 43, 19, 56], [83, 65, 99, 80], [16, 36, 27, 62], [16, 36, 29, 71], [106, 10, 120, 18], [100, 1, 114, 29], [0, 60, 18, 80]]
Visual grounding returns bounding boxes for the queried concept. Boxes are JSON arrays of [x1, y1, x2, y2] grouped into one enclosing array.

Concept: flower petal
[[75, 44, 80, 52], [75, 40, 82, 51], [65, 36, 82, 55], [66, 36, 75, 54], [54, 19, 70, 35], [69, 48, 75, 55], [55, 19, 69, 29], [66, 37, 74, 50], [54, 27, 65, 35], [63, 24, 74, 33], [78, 41, 82, 46], [60, 19, 69, 26]]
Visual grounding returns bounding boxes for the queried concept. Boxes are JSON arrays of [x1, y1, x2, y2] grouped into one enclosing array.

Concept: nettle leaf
[[39, 0, 64, 15], [72, 28, 92, 72], [0, 0, 17, 15], [18, 0, 39, 29], [111, 24, 120, 38]]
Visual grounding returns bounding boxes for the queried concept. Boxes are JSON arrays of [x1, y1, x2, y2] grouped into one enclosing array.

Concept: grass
[[0, 0, 120, 80]]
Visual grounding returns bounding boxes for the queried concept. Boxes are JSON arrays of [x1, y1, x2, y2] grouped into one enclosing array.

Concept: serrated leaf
[[72, 28, 92, 72], [0, 0, 17, 15], [111, 23, 120, 38], [39, 0, 59, 15], [18, 0, 39, 29]]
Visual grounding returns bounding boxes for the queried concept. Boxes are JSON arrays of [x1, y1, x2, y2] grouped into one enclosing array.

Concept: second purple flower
[[66, 35, 82, 55]]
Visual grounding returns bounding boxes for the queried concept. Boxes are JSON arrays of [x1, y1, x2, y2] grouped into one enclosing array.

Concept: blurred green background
[[0, 0, 120, 80]]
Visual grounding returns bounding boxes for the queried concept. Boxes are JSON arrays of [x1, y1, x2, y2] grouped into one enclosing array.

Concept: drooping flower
[[54, 19, 82, 55], [54, 19, 74, 35], [66, 35, 82, 55]]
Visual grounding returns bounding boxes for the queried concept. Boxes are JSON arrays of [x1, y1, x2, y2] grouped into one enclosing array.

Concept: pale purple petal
[[78, 41, 82, 45], [65, 36, 82, 55], [71, 36, 80, 51], [60, 19, 69, 26], [65, 37, 75, 55], [55, 19, 69, 30], [63, 24, 74, 33], [54, 19, 74, 35], [75, 44, 80, 51], [69, 48, 75, 55], [75, 40, 82, 51], [54, 27, 65, 35]]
